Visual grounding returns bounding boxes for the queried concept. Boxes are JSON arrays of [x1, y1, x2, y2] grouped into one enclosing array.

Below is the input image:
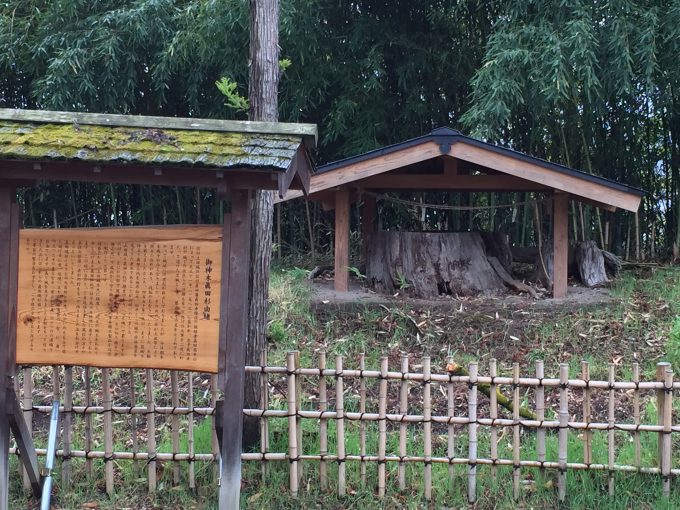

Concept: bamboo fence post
[[210, 374, 219, 482], [579, 202, 586, 243], [130, 369, 138, 478], [260, 349, 269, 483], [489, 359, 498, 483], [558, 364, 569, 501], [512, 363, 520, 500], [608, 363, 615, 496], [336, 355, 346, 496], [633, 362, 641, 468], [378, 356, 388, 498], [22, 366, 32, 489], [188, 372, 195, 490], [102, 368, 114, 495], [84, 366, 93, 477], [467, 362, 478, 504], [293, 351, 303, 486], [423, 357, 432, 501], [399, 354, 408, 490], [535, 361, 546, 477], [146, 368, 157, 494], [662, 368, 673, 497], [62, 366, 73, 489], [318, 351, 328, 490], [171, 370, 180, 486], [582, 361, 592, 466], [656, 362, 670, 467], [359, 353, 367, 486], [286, 352, 299, 497]]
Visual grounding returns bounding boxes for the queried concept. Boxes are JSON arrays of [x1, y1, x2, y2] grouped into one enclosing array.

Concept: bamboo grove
[[1, 0, 678, 260]]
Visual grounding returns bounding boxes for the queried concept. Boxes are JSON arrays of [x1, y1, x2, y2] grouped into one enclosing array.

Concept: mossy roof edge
[[0, 108, 317, 149], [0, 120, 304, 170]]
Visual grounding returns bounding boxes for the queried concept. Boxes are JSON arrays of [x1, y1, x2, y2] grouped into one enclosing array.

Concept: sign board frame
[[0, 108, 315, 510], [16, 226, 223, 373]]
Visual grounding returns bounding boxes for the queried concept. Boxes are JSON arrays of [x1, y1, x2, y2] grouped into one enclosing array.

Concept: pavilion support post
[[361, 193, 376, 264], [218, 190, 253, 509], [334, 188, 350, 292], [0, 183, 19, 510], [553, 191, 569, 298]]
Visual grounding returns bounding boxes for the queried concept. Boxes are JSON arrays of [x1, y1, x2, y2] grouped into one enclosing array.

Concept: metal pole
[[40, 401, 60, 510]]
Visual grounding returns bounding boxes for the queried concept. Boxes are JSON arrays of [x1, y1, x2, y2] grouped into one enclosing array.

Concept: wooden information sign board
[[16, 226, 222, 373]]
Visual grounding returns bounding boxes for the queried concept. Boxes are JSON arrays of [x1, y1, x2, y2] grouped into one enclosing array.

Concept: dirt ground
[[305, 274, 670, 425], [310, 278, 617, 313]]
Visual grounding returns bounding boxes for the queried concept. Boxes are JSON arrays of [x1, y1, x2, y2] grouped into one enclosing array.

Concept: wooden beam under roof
[[279, 183, 617, 213], [0, 160, 309, 192], [358, 174, 549, 191]]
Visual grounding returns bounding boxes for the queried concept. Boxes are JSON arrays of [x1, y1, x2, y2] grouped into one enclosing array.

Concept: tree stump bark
[[602, 250, 622, 277], [366, 232, 505, 298], [576, 240, 609, 287], [481, 231, 513, 274], [531, 241, 554, 289]]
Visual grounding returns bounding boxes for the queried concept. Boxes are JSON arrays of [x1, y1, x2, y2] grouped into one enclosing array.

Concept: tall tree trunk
[[244, 0, 279, 448]]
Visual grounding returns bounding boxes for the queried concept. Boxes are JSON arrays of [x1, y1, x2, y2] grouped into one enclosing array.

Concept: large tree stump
[[366, 232, 505, 298], [576, 240, 609, 287]]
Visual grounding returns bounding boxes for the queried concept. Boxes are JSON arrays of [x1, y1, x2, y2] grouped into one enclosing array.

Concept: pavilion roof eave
[[275, 129, 645, 212]]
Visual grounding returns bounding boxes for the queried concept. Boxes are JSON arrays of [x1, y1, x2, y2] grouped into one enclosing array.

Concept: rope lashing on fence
[[446, 361, 537, 420]]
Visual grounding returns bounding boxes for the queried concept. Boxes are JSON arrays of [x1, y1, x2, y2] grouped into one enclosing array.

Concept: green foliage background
[[0, 0, 678, 258]]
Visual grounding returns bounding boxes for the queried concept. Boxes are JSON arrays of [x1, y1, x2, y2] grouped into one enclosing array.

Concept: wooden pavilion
[[0, 108, 316, 509], [279, 127, 644, 298]]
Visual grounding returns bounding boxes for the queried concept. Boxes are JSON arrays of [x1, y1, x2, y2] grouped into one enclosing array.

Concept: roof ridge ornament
[[430, 126, 461, 136], [430, 126, 461, 153]]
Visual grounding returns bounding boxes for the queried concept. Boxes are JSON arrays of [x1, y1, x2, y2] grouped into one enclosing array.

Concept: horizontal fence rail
[[8, 354, 679, 503]]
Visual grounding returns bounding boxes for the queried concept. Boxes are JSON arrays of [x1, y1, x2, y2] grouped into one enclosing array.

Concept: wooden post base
[[552, 192, 569, 298]]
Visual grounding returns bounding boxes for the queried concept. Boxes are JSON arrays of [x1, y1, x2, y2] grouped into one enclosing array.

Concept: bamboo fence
[[8, 353, 680, 502]]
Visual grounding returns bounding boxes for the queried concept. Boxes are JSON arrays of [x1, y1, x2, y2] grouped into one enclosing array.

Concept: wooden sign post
[[0, 108, 315, 510], [218, 190, 253, 508], [0, 184, 20, 508]]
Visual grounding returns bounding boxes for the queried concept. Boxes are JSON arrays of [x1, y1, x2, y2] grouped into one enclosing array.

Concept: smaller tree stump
[[576, 240, 608, 287], [602, 250, 622, 277]]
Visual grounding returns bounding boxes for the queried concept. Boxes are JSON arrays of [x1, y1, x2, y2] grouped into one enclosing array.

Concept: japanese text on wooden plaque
[[16, 226, 222, 372]]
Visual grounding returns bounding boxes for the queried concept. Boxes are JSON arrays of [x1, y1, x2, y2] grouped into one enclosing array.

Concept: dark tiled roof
[[319, 126, 646, 197]]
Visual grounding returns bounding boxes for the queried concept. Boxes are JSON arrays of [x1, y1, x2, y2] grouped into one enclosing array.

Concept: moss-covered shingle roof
[[0, 120, 305, 169]]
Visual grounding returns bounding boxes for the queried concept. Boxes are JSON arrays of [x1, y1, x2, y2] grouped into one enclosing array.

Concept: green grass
[[9, 266, 680, 508], [239, 403, 680, 509], [240, 265, 680, 509]]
